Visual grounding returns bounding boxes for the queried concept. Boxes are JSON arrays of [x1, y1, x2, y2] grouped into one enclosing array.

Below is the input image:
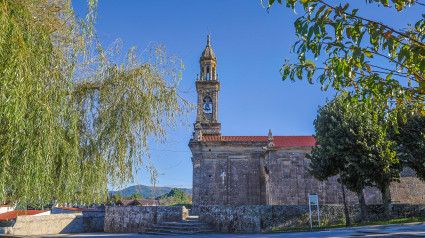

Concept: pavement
[[23, 222, 425, 238]]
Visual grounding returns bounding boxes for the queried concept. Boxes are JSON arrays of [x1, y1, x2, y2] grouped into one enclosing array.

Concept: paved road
[[36, 222, 425, 238]]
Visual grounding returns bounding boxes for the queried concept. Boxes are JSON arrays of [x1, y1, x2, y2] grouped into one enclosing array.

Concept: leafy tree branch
[[264, 0, 425, 122]]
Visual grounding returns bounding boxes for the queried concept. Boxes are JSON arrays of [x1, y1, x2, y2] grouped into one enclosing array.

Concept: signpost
[[308, 193, 321, 229]]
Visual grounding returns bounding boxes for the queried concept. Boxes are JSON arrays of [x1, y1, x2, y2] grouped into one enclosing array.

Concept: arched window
[[206, 66, 210, 80], [203, 96, 212, 113]]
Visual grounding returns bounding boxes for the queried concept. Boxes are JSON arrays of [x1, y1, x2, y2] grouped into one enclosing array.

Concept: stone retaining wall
[[0, 212, 104, 236], [104, 206, 188, 233], [200, 204, 425, 233]]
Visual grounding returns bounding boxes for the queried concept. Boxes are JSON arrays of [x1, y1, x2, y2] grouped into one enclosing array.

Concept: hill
[[109, 185, 192, 198]]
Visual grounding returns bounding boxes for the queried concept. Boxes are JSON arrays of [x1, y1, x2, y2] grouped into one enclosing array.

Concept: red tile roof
[[0, 210, 47, 221], [116, 199, 134, 206], [202, 136, 315, 147], [134, 199, 160, 206]]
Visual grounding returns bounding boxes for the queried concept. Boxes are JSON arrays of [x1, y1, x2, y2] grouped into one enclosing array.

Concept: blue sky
[[72, 0, 423, 189]]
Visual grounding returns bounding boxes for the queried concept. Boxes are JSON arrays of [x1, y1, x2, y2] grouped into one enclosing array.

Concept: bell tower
[[194, 35, 221, 136]]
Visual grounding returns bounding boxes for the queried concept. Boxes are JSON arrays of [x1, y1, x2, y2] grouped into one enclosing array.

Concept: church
[[189, 36, 425, 212]]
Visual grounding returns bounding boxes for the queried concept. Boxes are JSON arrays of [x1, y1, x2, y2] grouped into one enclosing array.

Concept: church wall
[[190, 143, 267, 211], [265, 148, 425, 205], [227, 157, 263, 205], [391, 177, 425, 204], [191, 155, 201, 210], [191, 143, 425, 211], [390, 168, 425, 204], [201, 158, 228, 205], [265, 148, 382, 205]]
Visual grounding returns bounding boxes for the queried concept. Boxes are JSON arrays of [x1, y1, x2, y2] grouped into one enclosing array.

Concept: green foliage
[[111, 194, 122, 204], [264, 0, 425, 122], [159, 188, 187, 202], [158, 188, 189, 205], [308, 93, 401, 219], [308, 93, 400, 194], [389, 111, 425, 180], [0, 0, 191, 206], [129, 193, 144, 200], [168, 188, 187, 204]]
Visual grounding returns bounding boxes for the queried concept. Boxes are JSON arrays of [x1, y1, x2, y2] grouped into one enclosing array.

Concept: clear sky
[[72, 0, 423, 189]]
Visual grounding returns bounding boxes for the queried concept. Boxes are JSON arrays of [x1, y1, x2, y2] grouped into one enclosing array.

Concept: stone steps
[[161, 222, 207, 226], [151, 225, 212, 231], [185, 215, 199, 220], [139, 216, 214, 236], [143, 229, 215, 236], [155, 223, 210, 230]]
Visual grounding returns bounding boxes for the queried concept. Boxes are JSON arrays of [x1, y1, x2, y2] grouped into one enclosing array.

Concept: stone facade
[[264, 147, 383, 205], [191, 141, 266, 208], [104, 206, 188, 233], [189, 138, 384, 211], [189, 36, 425, 212], [390, 169, 425, 204], [199, 204, 425, 233]]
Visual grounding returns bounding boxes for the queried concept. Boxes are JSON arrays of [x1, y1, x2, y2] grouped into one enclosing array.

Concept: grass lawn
[[271, 217, 425, 232]]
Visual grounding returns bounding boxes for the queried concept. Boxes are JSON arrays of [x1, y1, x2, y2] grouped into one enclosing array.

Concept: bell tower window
[[203, 96, 212, 113], [206, 67, 210, 80]]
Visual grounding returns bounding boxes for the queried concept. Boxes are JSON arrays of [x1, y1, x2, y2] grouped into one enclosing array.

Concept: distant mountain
[[109, 185, 192, 198]]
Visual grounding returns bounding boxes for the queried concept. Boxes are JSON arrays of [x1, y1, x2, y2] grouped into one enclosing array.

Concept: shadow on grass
[[271, 217, 425, 232]]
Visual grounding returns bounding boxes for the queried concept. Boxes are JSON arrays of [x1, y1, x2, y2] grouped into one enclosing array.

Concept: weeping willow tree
[[0, 0, 191, 206]]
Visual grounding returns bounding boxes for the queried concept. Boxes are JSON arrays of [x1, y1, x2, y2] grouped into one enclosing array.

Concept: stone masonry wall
[[265, 148, 382, 205], [390, 168, 425, 204], [200, 204, 425, 233], [82, 212, 105, 232], [0, 212, 104, 236], [191, 142, 267, 212], [104, 206, 186, 233], [191, 142, 425, 213]]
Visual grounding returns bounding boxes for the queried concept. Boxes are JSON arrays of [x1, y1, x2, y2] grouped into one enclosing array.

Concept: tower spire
[[200, 34, 217, 81]]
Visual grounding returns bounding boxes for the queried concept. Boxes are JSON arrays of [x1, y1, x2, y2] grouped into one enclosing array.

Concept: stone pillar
[[212, 92, 217, 121], [191, 156, 202, 214]]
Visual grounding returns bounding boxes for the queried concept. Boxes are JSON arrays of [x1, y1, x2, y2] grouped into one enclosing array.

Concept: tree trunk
[[340, 173, 351, 226], [381, 186, 392, 220], [357, 189, 368, 222]]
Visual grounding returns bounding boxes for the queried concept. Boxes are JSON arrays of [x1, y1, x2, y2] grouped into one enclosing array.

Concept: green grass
[[353, 217, 425, 226], [271, 217, 425, 232]]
